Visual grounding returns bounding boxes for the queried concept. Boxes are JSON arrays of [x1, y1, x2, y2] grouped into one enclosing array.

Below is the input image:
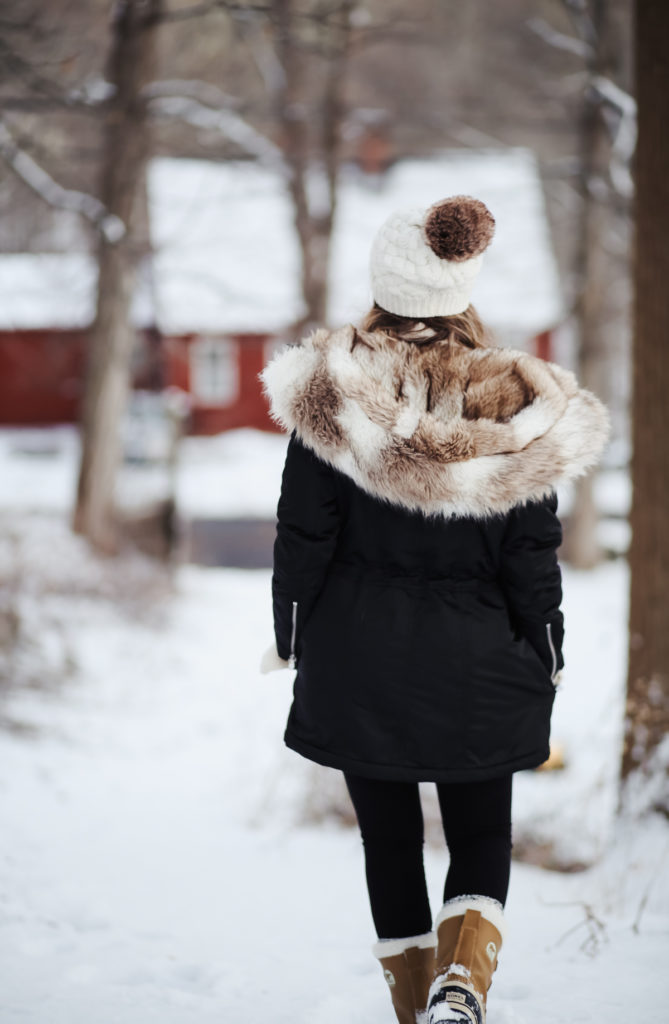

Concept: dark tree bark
[[563, 0, 628, 568], [312, 1, 354, 328], [73, 0, 162, 552], [621, 0, 669, 803], [273, 0, 353, 333]]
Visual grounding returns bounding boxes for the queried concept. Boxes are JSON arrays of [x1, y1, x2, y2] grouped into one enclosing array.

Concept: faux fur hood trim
[[261, 325, 610, 520]]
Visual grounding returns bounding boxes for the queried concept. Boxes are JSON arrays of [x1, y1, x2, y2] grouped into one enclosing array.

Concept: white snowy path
[[1, 559, 668, 1023]]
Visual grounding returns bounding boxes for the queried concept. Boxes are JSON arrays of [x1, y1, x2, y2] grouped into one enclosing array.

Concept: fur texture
[[372, 932, 437, 959], [434, 896, 506, 941], [424, 196, 495, 262], [262, 326, 610, 520]]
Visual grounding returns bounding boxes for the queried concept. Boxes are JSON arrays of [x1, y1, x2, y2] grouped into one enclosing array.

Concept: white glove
[[260, 643, 290, 674]]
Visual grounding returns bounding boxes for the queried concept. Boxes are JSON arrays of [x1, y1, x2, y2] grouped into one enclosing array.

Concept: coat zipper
[[545, 622, 558, 681], [288, 600, 298, 669]]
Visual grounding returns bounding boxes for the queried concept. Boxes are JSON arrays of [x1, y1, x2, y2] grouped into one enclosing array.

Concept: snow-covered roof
[[0, 253, 152, 331], [329, 150, 563, 334], [0, 254, 96, 330], [149, 150, 562, 336], [148, 159, 303, 336], [0, 149, 562, 336]]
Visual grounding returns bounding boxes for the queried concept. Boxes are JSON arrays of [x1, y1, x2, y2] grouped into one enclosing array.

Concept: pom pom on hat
[[369, 194, 495, 318], [424, 196, 495, 262]]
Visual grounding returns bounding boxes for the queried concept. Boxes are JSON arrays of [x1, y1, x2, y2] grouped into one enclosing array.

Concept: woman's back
[[261, 194, 610, 1024], [329, 468, 502, 583], [262, 308, 608, 780]]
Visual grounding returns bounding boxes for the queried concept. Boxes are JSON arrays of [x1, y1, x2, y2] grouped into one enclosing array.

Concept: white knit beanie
[[369, 195, 495, 318]]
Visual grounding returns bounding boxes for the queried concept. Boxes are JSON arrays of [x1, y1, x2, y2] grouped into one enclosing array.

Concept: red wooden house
[[0, 151, 563, 434]]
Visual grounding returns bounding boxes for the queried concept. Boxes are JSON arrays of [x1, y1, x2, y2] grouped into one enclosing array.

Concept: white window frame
[[189, 335, 239, 406]]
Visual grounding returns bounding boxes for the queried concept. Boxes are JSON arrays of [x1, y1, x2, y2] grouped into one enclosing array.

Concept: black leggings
[[344, 773, 512, 939]]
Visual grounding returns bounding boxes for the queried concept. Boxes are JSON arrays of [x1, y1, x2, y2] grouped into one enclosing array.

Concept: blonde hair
[[359, 303, 491, 349]]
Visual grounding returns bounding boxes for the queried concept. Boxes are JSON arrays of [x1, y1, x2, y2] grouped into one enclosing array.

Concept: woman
[[261, 196, 609, 1024]]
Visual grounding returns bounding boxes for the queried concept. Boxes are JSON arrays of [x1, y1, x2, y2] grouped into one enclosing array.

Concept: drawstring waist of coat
[[328, 561, 499, 593]]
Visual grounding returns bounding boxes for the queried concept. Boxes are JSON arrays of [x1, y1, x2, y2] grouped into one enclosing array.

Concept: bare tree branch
[[527, 16, 592, 59], [0, 38, 113, 113], [591, 75, 636, 199], [592, 75, 635, 116], [232, 15, 286, 92], [560, 0, 598, 50], [160, 1, 270, 23], [0, 10, 45, 34], [0, 37, 80, 107], [143, 77, 240, 110], [0, 120, 124, 241], [148, 93, 286, 171]]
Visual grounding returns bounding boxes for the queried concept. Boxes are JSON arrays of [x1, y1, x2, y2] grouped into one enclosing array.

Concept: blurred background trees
[[0, 0, 636, 566], [3, 0, 667, 802]]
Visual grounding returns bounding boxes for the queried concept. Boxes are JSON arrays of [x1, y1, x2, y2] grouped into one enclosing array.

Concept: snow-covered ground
[[0, 426, 629, 559], [1, 502, 668, 1023], [0, 426, 289, 520]]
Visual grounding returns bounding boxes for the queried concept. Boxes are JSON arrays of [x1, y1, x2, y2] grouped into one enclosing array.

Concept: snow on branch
[[0, 38, 113, 113], [592, 76, 636, 199], [527, 16, 592, 59], [592, 76, 636, 117], [147, 90, 287, 174], [0, 121, 125, 242], [144, 78, 239, 111]]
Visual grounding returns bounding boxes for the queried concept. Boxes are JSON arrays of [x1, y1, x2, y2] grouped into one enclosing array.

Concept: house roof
[[0, 254, 96, 330], [0, 253, 151, 331], [328, 150, 563, 335], [147, 158, 302, 336], [0, 149, 562, 337]]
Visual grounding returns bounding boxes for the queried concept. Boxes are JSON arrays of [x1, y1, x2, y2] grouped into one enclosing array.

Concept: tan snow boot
[[373, 932, 437, 1024], [427, 897, 505, 1024]]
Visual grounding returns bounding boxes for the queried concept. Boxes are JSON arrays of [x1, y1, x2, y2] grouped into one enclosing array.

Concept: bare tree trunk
[[621, 0, 669, 807], [563, 0, 626, 568], [311, 0, 353, 326], [73, 0, 162, 552], [274, 0, 352, 333], [274, 0, 316, 330]]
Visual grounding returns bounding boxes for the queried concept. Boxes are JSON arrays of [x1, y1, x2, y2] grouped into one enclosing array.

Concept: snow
[[174, 429, 288, 518], [1, 499, 668, 1022], [0, 254, 96, 330], [150, 150, 563, 337], [0, 427, 81, 513], [0, 122, 122, 243], [594, 469, 631, 517], [329, 150, 564, 336], [511, 561, 628, 865], [0, 425, 661, 1020], [0, 426, 288, 519], [0, 425, 631, 561], [147, 158, 304, 335], [0, 150, 562, 339], [0, 254, 153, 331]]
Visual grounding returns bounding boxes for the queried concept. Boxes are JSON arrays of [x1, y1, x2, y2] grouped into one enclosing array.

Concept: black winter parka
[[273, 436, 563, 782], [263, 325, 609, 783]]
